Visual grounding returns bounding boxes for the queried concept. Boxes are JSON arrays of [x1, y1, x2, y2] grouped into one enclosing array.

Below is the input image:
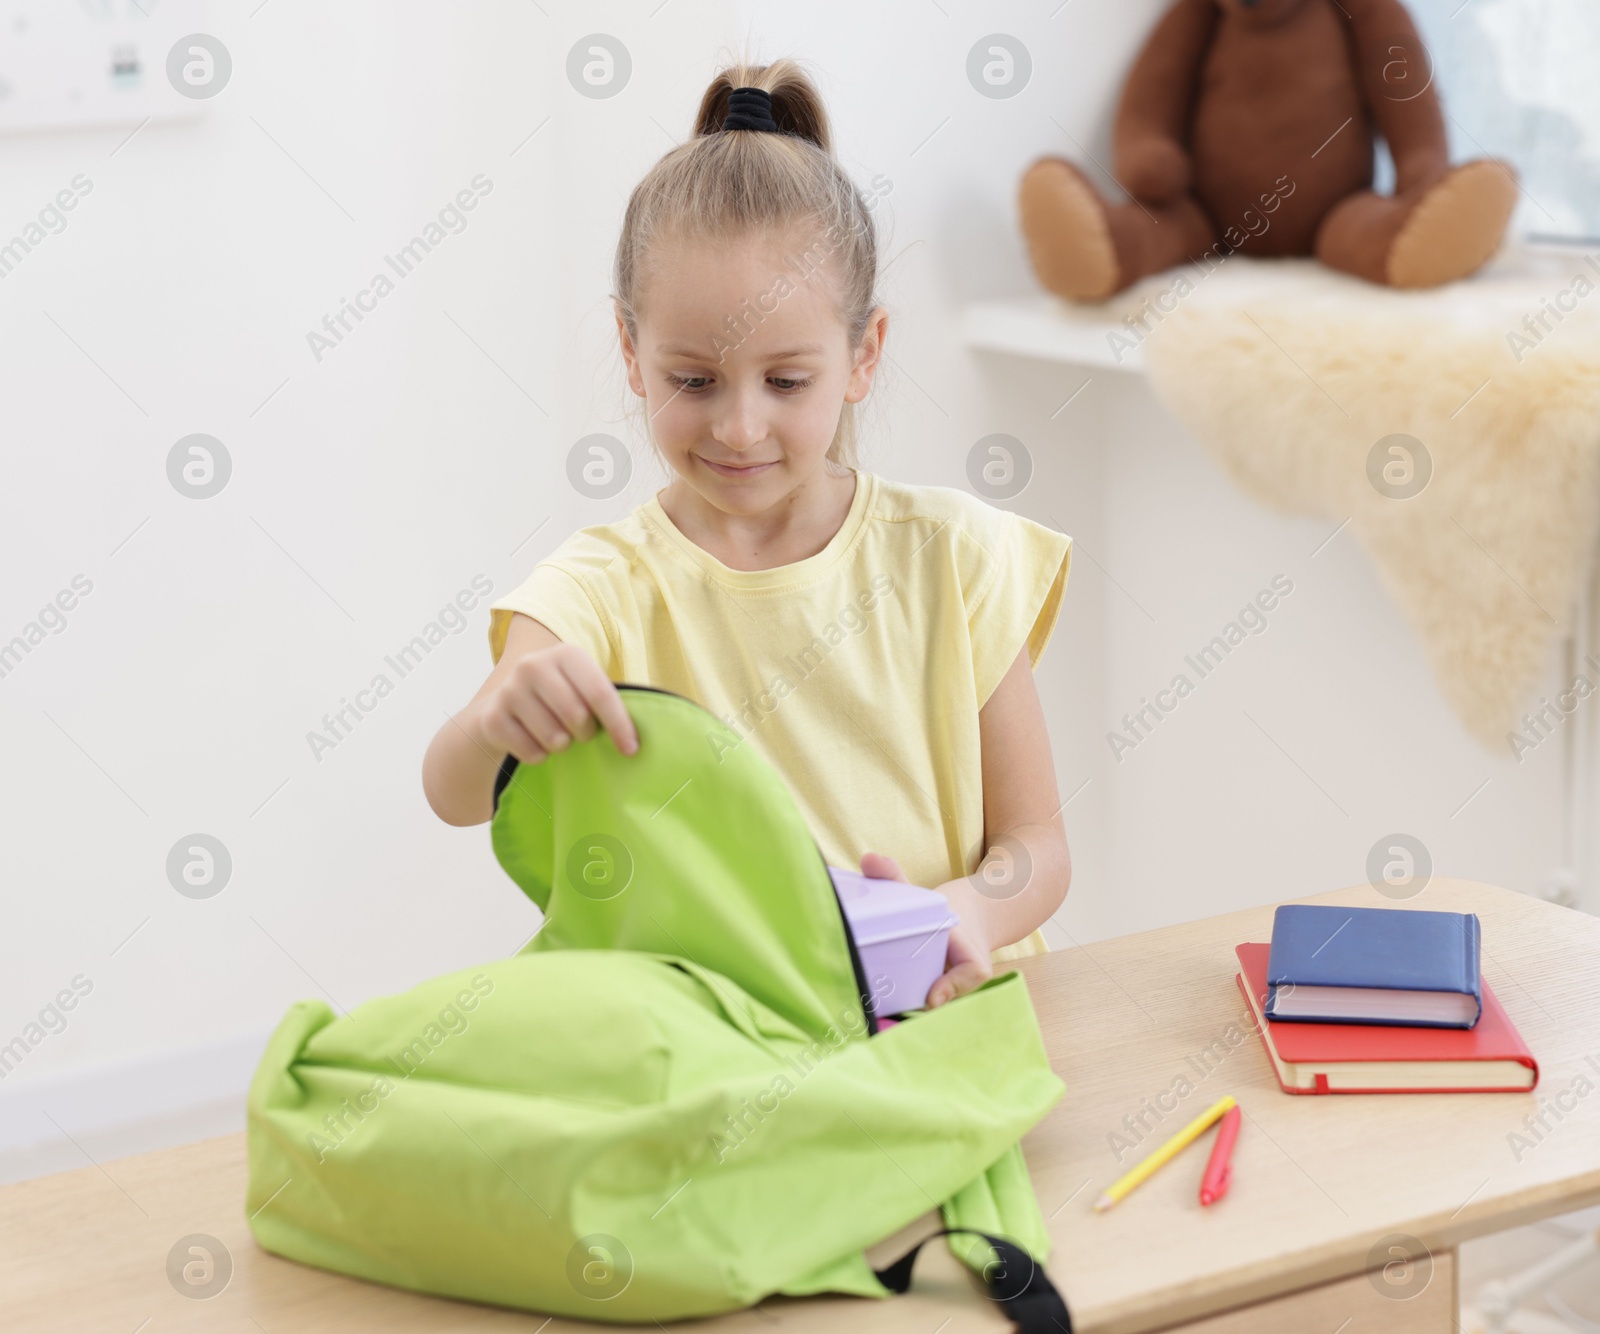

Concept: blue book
[[1265, 904, 1482, 1028]]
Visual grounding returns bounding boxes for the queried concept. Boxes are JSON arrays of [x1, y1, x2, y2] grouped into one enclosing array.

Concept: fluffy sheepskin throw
[[1115, 251, 1600, 746]]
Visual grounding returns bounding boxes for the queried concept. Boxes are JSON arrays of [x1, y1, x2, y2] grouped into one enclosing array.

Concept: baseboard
[[0, 1029, 273, 1184]]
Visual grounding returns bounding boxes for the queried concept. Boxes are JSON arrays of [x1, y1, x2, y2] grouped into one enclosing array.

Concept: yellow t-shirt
[[487, 470, 1072, 964]]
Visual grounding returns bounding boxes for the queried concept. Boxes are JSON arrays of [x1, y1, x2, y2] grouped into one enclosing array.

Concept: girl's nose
[[711, 387, 767, 452]]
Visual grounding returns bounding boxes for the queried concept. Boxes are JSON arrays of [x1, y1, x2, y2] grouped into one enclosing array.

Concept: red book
[[1236, 943, 1538, 1094]]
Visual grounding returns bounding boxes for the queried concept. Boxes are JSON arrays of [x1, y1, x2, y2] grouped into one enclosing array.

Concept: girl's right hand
[[474, 641, 639, 765]]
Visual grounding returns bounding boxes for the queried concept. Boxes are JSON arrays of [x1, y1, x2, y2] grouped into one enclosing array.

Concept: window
[[1403, 0, 1600, 241]]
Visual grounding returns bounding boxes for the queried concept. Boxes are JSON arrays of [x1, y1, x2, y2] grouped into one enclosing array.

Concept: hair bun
[[693, 60, 832, 154]]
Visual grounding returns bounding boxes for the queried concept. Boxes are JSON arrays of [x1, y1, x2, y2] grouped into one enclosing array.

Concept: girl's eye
[[663, 373, 814, 394]]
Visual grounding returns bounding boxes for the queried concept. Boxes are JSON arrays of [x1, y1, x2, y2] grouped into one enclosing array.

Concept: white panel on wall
[[0, 0, 214, 132]]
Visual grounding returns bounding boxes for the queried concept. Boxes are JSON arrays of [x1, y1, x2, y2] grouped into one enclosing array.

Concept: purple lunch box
[[828, 867, 953, 1014]]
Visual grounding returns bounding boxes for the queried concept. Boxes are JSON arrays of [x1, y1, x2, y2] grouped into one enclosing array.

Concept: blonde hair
[[613, 59, 881, 469]]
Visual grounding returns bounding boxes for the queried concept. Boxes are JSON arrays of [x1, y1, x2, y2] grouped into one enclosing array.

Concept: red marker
[[1199, 1105, 1241, 1206]]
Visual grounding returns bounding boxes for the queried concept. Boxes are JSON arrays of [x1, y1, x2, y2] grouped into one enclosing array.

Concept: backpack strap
[[873, 1227, 1071, 1332]]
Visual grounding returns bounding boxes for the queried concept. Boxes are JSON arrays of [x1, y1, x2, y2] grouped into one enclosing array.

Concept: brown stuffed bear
[[1018, 0, 1518, 301]]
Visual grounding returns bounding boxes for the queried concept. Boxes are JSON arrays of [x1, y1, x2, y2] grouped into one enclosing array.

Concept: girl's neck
[[657, 466, 858, 572]]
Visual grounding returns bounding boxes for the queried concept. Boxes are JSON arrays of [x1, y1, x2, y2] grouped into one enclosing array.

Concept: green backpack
[[246, 685, 1070, 1327]]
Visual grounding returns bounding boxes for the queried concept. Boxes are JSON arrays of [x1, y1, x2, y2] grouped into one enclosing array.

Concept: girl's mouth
[[698, 456, 778, 479]]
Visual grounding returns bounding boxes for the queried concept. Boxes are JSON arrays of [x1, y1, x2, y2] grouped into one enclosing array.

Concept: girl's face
[[618, 230, 886, 516]]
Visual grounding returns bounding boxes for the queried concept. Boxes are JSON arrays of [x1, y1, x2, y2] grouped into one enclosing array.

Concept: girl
[[423, 60, 1073, 1008]]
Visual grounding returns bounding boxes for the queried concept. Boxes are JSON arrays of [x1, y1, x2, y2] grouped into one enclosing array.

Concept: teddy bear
[[1018, 0, 1518, 301]]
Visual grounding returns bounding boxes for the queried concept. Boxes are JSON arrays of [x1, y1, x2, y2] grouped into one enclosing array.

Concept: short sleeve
[[965, 511, 1072, 708], [487, 563, 617, 672]]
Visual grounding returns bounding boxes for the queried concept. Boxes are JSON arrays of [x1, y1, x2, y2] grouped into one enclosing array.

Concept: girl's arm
[[862, 645, 1071, 1007], [968, 642, 1073, 945], [422, 612, 638, 826]]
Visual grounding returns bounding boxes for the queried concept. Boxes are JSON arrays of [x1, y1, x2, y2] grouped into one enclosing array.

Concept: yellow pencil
[[1093, 1095, 1237, 1212]]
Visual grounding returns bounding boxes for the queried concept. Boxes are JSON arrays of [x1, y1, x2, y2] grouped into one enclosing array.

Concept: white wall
[[0, 0, 1574, 1174]]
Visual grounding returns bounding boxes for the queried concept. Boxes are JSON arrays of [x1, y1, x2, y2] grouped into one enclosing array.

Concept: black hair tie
[[723, 85, 779, 133]]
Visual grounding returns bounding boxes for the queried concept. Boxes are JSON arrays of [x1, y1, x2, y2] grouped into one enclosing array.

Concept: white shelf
[[962, 295, 1146, 373], [961, 245, 1590, 376]]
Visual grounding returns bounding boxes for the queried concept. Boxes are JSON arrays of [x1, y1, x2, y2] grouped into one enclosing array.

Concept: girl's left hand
[[859, 852, 994, 1009]]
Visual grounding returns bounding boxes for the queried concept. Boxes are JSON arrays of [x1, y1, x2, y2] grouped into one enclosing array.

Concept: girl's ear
[[844, 305, 889, 405], [615, 304, 646, 398]]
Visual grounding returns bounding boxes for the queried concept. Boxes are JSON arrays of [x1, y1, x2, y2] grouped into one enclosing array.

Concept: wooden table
[[6, 878, 1599, 1332]]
